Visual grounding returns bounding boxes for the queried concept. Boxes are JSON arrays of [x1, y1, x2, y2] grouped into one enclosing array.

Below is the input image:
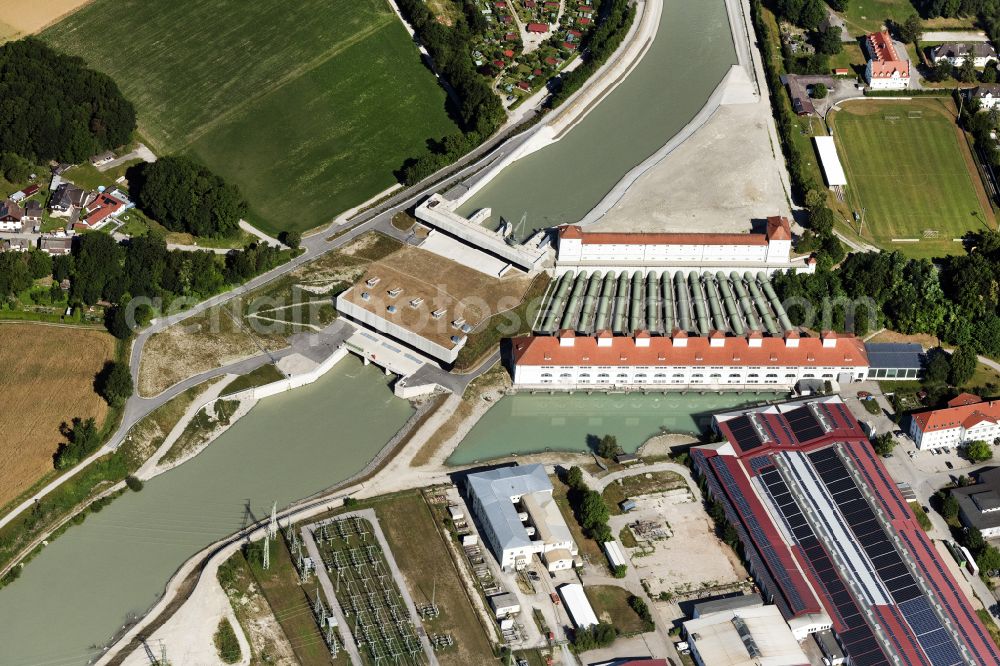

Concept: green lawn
[[42, 0, 460, 235], [836, 0, 917, 36], [831, 98, 993, 258]]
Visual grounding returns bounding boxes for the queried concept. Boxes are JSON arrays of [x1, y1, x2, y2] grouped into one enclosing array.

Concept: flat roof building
[[684, 605, 809, 666], [952, 467, 1000, 538], [814, 136, 847, 189], [864, 342, 925, 380], [465, 465, 578, 572], [488, 592, 521, 619], [693, 396, 1000, 665]]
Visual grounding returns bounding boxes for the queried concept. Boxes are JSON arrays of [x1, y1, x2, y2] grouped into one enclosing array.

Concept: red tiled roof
[[557, 224, 769, 246], [512, 333, 868, 368], [578, 16, 591, 24], [505, 32, 518, 41], [526, 22, 549, 33], [912, 400, 1000, 433], [81, 192, 125, 227], [503, 49, 515, 57], [545, 56, 558, 65], [494, 59, 505, 68], [563, 42, 577, 49], [948, 392, 983, 408], [766, 215, 792, 241], [867, 31, 899, 62], [517, 81, 530, 90], [866, 31, 909, 79]]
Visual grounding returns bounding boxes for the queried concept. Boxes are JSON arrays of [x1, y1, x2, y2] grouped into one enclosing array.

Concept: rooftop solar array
[[807, 448, 965, 666], [727, 414, 763, 452], [758, 465, 889, 666], [785, 406, 826, 443], [864, 342, 926, 370]]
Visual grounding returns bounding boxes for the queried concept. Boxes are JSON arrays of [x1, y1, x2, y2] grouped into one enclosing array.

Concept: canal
[[0, 358, 414, 666], [457, 0, 738, 238], [448, 391, 788, 465]]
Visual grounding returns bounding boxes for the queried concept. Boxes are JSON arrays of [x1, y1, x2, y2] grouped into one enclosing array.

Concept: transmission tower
[[268, 502, 278, 540]]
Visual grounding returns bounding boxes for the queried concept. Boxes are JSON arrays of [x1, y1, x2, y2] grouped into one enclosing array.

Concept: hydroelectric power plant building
[[692, 396, 1000, 666]]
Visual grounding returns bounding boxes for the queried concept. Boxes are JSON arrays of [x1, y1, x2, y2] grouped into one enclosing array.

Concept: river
[[449, 391, 788, 465], [0, 358, 413, 666], [457, 0, 738, 239]]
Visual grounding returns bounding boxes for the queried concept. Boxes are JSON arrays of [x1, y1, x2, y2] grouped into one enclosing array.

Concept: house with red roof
[[503, 48, 515, 58], [864, 31, 910, 90], [517, 81, 530, 90], [577, 16, 591, 25], [526, 22, 548, 33], [544, 55, 559, 66], [79, 191, 128, 230], [563, 41, 577, 50], [908, 393, 1000, 449]]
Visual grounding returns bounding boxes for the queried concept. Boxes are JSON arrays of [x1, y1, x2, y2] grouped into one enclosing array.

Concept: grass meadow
[[831, 98, 994, 258], [42, 0, 460, 234]]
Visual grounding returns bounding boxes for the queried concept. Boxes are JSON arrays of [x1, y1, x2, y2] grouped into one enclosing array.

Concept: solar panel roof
[[864, 343, 925, 370]]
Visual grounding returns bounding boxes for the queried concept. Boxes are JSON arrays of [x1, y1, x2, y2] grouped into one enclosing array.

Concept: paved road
[[96, 143, 156, 172]]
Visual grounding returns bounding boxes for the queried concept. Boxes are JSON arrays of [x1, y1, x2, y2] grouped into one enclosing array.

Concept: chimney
[[709, 330, 726, 348], [747, 330, 763, 348], [672, 328, 688, 347], [596, 329, 613, 347], [558, 329, 575, 347], [784, 330, 800, 348], [635, 329, 651, 347], [821, 330, 838, 348]]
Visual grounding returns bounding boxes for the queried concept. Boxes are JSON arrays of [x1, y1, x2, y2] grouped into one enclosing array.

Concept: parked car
[[550, 592, 560, 605], [946, 461, 954, 469]]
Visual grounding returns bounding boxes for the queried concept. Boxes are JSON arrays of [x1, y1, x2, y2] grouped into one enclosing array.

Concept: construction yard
[[831, 98, 994, 258], [0, 323, 116, 508], [609, 478, 748, 603]]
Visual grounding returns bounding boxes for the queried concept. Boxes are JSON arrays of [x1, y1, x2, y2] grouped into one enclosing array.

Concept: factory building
[[683, 604, 810, 666], [692, 396, 1000, 666], [554, 217, 814, 274], [465, 465, 578, 572], [510, 329, 868, 390]]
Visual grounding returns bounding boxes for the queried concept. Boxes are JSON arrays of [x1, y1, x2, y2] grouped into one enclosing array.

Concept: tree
[[280, 230, 302, 249], [965, 439, 993, 463], [71, 232, 125, 305], [982, 61, 999, 83], [928, 58, 953, 82], [896, 15, 922, 43], [95, 361, 133, 408], [816, 26, 843, 55], [580, 490, 609, 534], [566, 466, 584, 490], [872, 432, 896, 457], [132, 156, 247, 238], [941, 491, 960, 520], [926, 350, 951, 384], [0, 152, 30, 183], [125, 475, 144, 492], [977, 544, 1000, 575], [959, 55, 978, 83], [597, 434, 621, 459], [811, 82, 829, 99], [54, 416, 100, 469], [797, 0, 827, 30], [949, 346, 977, 386]]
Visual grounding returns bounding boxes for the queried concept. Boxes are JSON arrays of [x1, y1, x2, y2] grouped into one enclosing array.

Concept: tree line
[[0, 38, 135, 164]]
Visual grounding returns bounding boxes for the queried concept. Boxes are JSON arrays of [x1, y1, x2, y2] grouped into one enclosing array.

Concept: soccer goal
[[923, 229, 940, 238], [884, 114, 901, 123], [907, 110, 923, 119]]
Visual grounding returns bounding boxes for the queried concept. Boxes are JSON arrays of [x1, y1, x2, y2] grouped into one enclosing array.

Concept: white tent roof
[[559, 583, 599, 628], [814, 136, 847, 187]]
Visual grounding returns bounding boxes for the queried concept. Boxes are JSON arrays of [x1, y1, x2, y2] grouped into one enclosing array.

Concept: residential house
[[952, 468, 1000, 539], [908, 393, 1000, 449], [49, 183, 93, 217], [38, 236, 73, 256], [0, 199, 23, 232], [933, 42, 997, 68], [864, 31, 910, 90], [22, 200, 42, 226], [973, 84, 1000, 110], [1, 238, 31, 252], [9, 184, 39, 203]]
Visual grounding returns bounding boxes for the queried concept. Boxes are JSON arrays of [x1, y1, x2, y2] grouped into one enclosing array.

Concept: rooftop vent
[[431, 308, 446, 319], [387, 287, 402, 298], [365, 277, 381, 288], [361, 291, 371, 301], [409, 297, 424, 308], [386, 305, 397, 314], [451, 318, 466, 329]]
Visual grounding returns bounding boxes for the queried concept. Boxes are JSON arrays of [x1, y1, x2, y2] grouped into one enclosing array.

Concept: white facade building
[[933, 42, 997, 68], [974, 84, 1000, 110], [908, 393, 1000, 450], [510, 329, 869, 390], [864, 31, 910, 90], [555, 217, 813, 275], [684, 605, 810, 666], [465, 465, 578, 572]]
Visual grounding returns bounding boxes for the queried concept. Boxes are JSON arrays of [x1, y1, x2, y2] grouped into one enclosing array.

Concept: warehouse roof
[[814, 136, 847, 187], [684, 605, 808, 666], [864, 342, 925, 370], [465, 465, 551, 553], [559, 583, 598, 628]]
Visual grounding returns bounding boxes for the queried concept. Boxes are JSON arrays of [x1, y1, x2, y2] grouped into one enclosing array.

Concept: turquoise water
[[448, 391, 788, 464], [0, 357, 413, 666], [458, 0, 738, 238]]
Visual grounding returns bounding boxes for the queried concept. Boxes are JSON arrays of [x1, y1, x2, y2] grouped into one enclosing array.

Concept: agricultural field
[[0, 323, 116, 508], [0, 0, 91, 42], [831, 98, 993, 259], [42, 0, 460, 235]]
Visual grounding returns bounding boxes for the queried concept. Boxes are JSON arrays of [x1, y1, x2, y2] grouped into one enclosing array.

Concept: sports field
[[831, 98, 994, 258], [42, 0, 460, 235], [0, 323, 115, 508]]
